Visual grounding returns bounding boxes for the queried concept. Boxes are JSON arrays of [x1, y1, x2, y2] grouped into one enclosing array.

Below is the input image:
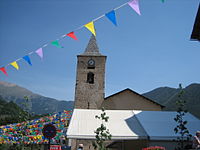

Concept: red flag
[[0, 67, 8, 76], [66, 32, 78, 40]]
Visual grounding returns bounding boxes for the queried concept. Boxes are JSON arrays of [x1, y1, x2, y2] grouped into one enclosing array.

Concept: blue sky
[[0, 0, 199, 101]]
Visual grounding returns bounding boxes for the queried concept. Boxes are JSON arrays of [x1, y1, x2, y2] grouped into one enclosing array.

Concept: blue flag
[[23, 55, 32, 66], [105, 10, 117, 26]]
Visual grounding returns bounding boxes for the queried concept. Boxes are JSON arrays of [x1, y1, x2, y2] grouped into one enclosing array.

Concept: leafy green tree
[[93, 108, 112, 150], [174, 84, 191, 150]]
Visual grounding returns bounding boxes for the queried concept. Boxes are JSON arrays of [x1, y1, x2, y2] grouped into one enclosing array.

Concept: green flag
[[51, 40, 63, 48]]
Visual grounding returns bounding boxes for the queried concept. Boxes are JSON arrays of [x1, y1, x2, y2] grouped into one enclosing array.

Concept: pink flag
[[35, 48, 43, 59], [128, 0, 141, 15]]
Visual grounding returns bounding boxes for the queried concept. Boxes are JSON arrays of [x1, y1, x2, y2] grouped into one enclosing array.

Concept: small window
[[87, 72, 94, 84]]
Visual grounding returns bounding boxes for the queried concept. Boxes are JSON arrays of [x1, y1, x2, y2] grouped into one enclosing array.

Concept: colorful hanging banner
[[10, 61, 19, 70], [23, 55, 32, 66], [51, 41, 63, 48], [128, 0, 141, 15], [35, 48, 43, 59], [84, 22, 96, 36], [0, 67, 8, 76], [0, 0, 148, 76], [105, 10, 117, 26], [67, 32, 78, 40]]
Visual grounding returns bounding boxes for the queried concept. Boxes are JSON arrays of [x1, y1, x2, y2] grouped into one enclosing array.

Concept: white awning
[[67, 109, 200, 140]]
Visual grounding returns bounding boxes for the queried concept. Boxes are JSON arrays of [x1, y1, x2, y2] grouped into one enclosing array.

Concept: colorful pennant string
[[0, 0, 166, 76], [105, 10, 117, 26], [35, 48, 43, 59], [10, 61, 19, 70], [128, 0, 141, 15], [84, 22, 96, 36], [23, 55, 32, 66], [0, 110, 72, 144], [51, 41, 63, 48], [67, 32, 78, 40], [0, 67, 8, 76]]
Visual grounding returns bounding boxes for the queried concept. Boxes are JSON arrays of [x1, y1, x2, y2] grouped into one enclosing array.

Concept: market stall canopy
[[67, 109, 200, 140]]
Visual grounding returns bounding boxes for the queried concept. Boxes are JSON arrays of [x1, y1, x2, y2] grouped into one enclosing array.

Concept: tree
[[93, 108, 112, 150], [174, 84, 191, 150], [20, 96, 32, 121], [0, 97, 28, 125]]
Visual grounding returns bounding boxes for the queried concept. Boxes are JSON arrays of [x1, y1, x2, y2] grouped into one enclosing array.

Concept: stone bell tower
[[74, 35, 106, 109]]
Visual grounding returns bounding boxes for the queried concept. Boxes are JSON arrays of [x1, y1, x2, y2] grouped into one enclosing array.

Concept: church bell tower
[[74, 35, 106, 109]]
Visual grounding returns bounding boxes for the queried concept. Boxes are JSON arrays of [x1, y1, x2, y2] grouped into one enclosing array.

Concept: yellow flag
[[10, 61, 19, 70], [84, 21, 96, 36]]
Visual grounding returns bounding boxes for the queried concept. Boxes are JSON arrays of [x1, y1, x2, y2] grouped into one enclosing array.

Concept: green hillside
[[143, 87, 179, 105], [143, 83, 200, 119], [0, 96, 28, 125]]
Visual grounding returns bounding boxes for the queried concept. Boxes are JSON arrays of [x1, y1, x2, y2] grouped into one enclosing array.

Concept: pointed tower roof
[[82, 35, 102, 56]]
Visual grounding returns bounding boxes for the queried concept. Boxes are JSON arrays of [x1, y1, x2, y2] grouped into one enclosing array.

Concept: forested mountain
[[143, 83, 200, 119], [0, 96, 28, 125], [0, 81, 74, 115]]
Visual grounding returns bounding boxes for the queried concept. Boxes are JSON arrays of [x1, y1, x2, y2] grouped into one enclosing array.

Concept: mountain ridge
[[143, 83, 200, 119], [0, 81, 199, 119], [0, 81, 74, 115]]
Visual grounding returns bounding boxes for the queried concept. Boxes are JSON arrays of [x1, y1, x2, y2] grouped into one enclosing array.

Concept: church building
[[69, 35, 163, 150], [74, 35, 163, 111], [67, 33, 200, 150]]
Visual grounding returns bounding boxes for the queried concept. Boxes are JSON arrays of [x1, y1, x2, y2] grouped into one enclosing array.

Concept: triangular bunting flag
[[67, 32, 78, 40], [105, 10, 117, 26], [23, 55, 32, 66], [128, 0, 141, 15], [0, 67, 8, 76], [51, 41, 63, 48], [10, 61, 19, 70], [35, 48, 43, 59], [84, 22, 96, 36]]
